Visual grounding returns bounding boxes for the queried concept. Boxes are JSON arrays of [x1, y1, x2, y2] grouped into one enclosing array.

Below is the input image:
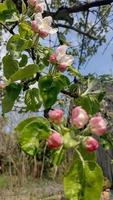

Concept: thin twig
[[40, 143, 47, 179], [0, 22, 15, 35], [55, 23, 98, 40]]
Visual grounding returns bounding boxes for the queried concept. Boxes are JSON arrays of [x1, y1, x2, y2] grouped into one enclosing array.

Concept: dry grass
[[0, 175, 112, 200], [0, 175, 63, 200]]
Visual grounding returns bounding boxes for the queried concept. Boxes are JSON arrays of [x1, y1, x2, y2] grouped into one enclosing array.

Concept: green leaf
[[64, 151, 103, 200], [21, 0, 27, 15], [25, 88, 42, 111], [0, 0, 19, 23], [39, 76, 61, 109], [19, 22, 33, 39], [83, 79, 98, 96], [58, 32, 67, 44], [20, 137, 39, 156], [16, 117, 50, 155], [67, 66, 82, 78], [96, 91, 105, 102], [7, 34, 32, 52], [75, 95, 100, 115], [36, 48, 51, 70], [83, 162, 103, 200], [63, 132, 77, 148], [10, 64, 39, 82], [64, 153, 83, 200], [16, 117, 38, 132], [56, 74, 70, 89], [52, 147, 65, 166], [2, 83, 21, 113], [19, 54, 28, 67], [3, 55, 19, 79]]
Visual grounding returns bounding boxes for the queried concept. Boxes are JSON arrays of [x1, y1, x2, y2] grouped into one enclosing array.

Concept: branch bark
[[44, 0, 113, 17], [55, 23, 98, 40], [68, 0, 113, 13]]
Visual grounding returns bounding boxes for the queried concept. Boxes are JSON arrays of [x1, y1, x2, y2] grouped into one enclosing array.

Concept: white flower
[[55, 45, 74, 66], [49, 45, 74, 72], [32, 13, 57, 38]]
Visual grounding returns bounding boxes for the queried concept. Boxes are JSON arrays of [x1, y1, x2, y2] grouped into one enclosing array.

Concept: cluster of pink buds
[[47, 106, 107, 152], [71, 106, 107, 152], [49, 45, 74, 72], [28, 0, 46, 13]]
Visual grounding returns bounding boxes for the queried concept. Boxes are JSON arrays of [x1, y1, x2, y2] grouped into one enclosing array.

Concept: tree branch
[[44, 0, 113, 22], [0, 22, 14, 35], [55, 23, 98, 40], [61, 90, 78, 98], [68, 0, 113, 13]]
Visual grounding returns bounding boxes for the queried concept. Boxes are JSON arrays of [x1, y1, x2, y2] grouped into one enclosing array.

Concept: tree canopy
[[0, 1, 113, 200]]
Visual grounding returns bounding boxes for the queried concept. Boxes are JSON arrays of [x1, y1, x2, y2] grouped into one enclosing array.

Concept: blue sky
[[66, 26, 113, 76], [81, 43, 113, 75], [1, 22, 113, 77]]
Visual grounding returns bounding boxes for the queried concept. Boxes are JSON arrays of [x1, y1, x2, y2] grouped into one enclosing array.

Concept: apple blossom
[[28, 0, 45, 13], [47, 131, 63, 149], [35, 1, 45, 13], [84, 137, 99, 152], [31, 13, 57, 38], [49, 109, 64, 124], [89, 114, 107, 136], [49, 45, 74, 72], [71, 106, 89, 129]]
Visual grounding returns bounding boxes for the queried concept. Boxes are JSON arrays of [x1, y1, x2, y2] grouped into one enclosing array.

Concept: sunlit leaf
[[16, 117, 50, 155], [25, 88, 42, 111], [3, 55, 19, 79], [2, 83, 21, 113], [10, 64, 39, 82]]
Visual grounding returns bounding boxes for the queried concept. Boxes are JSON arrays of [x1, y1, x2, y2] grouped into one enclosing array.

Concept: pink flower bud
[[84, 137, 99, 152], [58, 64, 67, 72], [28, 0, 36, 7], [71, 106, 89, 129], [35, 3, 45, 13], [89, 115, 107, 136], [35, 4, 42, 12], [38, 30, 48, 38], [31, 20, 38, 32], [49, 54, 57, 63], [49, 109, 64, 124], [47, 131, 63, 149]]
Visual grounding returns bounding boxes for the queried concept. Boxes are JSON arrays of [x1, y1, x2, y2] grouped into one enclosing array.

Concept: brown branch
[[55, 23, 98, 40], [44, 0, 113, 21], [68, 0, 113, 13], [0, 22, 14, 35], [61, 90, 78, 98]]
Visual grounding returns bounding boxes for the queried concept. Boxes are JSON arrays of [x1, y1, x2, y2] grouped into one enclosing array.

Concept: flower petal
[[55, 45, 68, 57], [59, 55, 74, 66], [35, 13, 43, 24], [43, 16, 53, 26]]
